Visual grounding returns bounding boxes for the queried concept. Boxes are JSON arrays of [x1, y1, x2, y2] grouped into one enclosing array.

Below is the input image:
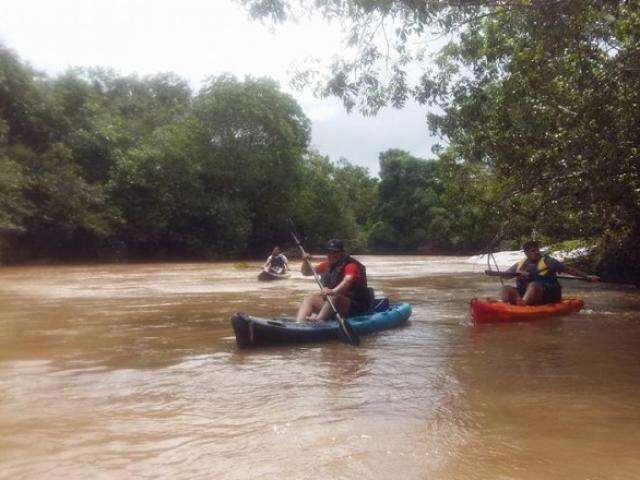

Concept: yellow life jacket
[[517, 255, 558, 285]]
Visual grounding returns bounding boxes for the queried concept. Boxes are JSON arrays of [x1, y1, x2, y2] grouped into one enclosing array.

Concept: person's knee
[[526, 283, 542, 295], [500, 286, 516, 301]]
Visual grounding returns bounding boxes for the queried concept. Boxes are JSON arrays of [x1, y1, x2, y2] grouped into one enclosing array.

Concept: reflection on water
[[0, 256, 639, 479]]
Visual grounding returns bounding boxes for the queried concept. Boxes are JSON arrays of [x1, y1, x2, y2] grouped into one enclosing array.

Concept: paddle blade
[[336, 316, 360, 346]]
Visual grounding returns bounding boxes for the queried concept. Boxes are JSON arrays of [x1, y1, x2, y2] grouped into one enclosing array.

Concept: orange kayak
[[470, 298, 584, 325]]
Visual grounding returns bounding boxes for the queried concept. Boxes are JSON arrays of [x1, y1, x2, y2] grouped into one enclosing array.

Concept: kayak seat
[[371, 297, 390, 313]]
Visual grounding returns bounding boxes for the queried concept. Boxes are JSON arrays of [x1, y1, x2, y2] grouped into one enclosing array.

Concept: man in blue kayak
[[501, 240, 599, 305], [296, 239, 371, 321]]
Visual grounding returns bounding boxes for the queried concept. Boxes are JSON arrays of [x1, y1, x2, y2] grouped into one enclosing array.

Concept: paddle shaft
[[485, 269, 592, 282], [290, 231, 359, 346]]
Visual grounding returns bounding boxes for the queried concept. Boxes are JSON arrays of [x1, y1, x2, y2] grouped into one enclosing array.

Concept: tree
[[434, 149, 500, 252], [108, 120, 252, 257], [49, 69, 193, 183], [373, 149, 442, 251], [15, 143, 117, 259], [0, 153, 29, 232], [332, 157, 378, 227], [0, 47, 118, 261], [423, 1, 640, 276], [193, 74, 311, 251], [0, 46, 61, 149], [109, 75, 313, 257], [291, 152, 362, 250]]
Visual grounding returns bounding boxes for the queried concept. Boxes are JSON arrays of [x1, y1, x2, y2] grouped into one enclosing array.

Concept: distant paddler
[[263, 246, 288, 274], [258, 246, 289, 280], [495, 240, 599, 305]]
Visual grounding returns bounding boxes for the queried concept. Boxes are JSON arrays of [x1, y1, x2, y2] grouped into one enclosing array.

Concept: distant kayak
[[231, 300, 411, 347], [257, 269, 291, 281], [470, 298, 584, 325]]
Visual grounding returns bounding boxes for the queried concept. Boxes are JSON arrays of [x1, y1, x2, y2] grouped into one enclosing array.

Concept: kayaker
[[296, 239, 371, 321], [263, 246, 288, 274], [501, 240, 599, 305]]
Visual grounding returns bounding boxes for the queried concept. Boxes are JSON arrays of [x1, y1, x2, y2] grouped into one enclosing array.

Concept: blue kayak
[[231, 300, 412, 347]]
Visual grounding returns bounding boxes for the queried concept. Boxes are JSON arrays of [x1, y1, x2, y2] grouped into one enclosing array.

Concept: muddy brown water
[[0, 256, 639, 479]]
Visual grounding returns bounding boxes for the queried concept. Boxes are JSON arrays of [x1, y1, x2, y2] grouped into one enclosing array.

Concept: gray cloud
[[307, 99, 436, 175]]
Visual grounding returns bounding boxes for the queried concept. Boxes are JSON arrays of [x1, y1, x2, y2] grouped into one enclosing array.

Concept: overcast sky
[[0, 0, 438, 175]]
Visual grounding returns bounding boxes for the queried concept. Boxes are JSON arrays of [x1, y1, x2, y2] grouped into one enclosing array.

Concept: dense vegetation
[[1, 0, 639, 283], [0, 46, 500, 263]]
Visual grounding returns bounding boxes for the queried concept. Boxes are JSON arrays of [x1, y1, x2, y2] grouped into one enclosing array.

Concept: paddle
[[485, 270, 595, 282], [288, 226, 360, 347]]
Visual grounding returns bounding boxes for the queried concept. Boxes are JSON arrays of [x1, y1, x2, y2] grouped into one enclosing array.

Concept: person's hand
[[302, 252, 312, 262], [321, 287, 333, 298]]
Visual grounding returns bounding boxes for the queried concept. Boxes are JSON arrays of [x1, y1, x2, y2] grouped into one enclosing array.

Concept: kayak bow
[[258, 269, 291, 281]]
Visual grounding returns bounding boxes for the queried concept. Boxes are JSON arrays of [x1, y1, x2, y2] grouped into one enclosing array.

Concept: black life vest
[[320, 255, 370, 307]]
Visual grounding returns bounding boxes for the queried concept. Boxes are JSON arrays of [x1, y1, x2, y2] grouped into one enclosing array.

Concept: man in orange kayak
[[501, 240, 599, 305], [296, 239, 371, 321]]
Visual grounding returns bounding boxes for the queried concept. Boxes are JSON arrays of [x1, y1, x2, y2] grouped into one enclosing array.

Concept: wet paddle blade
[[336, 315, 360, 346]]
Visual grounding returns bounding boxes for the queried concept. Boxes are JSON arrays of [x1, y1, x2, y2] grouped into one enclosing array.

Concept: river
[[0, 256, 639, 479]]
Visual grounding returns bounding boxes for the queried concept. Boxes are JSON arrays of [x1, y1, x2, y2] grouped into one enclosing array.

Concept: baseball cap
[[326, 239, 345, 252]]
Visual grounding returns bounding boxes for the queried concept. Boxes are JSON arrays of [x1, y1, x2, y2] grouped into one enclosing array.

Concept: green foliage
[[0, 48, 322, 261], [332, 157, 378, 227], [425, 1, 640, 269], [366, 220, 396, 250], [193, 75, 311, 250], [0, 46, 61, 149], [371, 149, 442, 251], [0, 153, 29, 231], [238, 0, 485, 114], [0, 48, 118, 260], [12, 143, 117, 260], [0, 38, 519, 261], [291, 153, 362, 251], [591, 228, 640, 285], [49, 69, 193, 183]]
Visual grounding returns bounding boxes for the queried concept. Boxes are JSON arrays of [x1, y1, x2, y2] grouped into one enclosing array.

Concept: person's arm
[[324, 275, 354, 297], [500, 262, 521, 279], [547, 257, 599, 282], [281, 255, 289, 272], [263, 255, 272, 270], [324, 263, 358, 297], [301, 254, 321, 276]]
